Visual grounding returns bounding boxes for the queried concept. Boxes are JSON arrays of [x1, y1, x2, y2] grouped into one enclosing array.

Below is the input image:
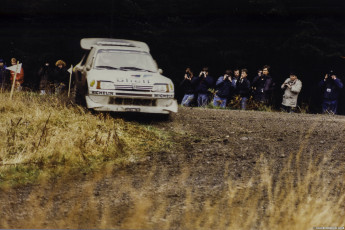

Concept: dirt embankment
[[1, 107, 345, 229]]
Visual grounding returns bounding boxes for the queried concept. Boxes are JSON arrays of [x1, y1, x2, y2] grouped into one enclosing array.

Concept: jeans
[[213, 94, 227, 108], [322, 99, 338, 114], [181, 94, 194, 107], [197, 93, 209, 107], [241, 97, 248, 110]]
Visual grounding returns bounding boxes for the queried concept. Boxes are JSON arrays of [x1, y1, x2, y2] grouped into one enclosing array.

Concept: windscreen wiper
[[95, 66, 120, 70], [119, 66, 154, 72]]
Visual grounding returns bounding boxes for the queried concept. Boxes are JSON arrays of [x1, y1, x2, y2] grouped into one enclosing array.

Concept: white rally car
[[73, 38, 178, 114]]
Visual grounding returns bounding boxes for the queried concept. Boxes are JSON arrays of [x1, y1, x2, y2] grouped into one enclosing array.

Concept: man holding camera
[[319, 70, 343, 114], [192, 67, 213, 107], [213, 69, 233, 108], [237, 69, 251, 110], [281, 72, 302, 113], [180, 67, 196, 107]]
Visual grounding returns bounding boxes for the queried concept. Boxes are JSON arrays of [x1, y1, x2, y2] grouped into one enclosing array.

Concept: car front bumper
[[85, 95, 178, 114]]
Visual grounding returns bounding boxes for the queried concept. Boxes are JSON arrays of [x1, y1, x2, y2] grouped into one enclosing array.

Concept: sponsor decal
[[153, 94, 174, 98], [91, 91, 114, 96]]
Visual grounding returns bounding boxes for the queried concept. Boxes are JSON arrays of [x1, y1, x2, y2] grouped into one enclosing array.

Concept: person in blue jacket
[[192, 67, 214, 107], [213, 69, 233, 108], [319, 70, 343, 114]]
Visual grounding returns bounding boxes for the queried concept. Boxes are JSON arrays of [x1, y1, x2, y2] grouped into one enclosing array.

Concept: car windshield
[[94, 49, 157, 72]]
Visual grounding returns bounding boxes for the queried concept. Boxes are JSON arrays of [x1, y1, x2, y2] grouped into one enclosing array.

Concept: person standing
[[252, 65, 272, 104], [38, 61, 54, 95], [53, 60, 69, 95], [180, 67, 196, 107], [213, 69, 233, 108], [281, 72, 302, 113], [237, 69, 251, 110], [319, 70, 343, 114], [0, 58, 9, 91], [192, 67, 213, 107], [9, 58, 24, 91]]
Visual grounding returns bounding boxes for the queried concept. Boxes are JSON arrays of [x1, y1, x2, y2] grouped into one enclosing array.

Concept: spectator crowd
[[180, 65, 344, 114], [0, 57, 70, 95], [0, 56, 344, 115]]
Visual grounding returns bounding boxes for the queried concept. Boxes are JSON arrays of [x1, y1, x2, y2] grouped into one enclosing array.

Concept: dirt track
[[1, 107, 345, 229]]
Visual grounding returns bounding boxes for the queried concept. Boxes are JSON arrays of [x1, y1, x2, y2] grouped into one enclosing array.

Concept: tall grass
[[0, 92, 169, 187]]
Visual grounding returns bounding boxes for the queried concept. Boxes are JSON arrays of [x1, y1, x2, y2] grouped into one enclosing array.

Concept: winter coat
[[236, 77, 251, 98], [252, 75, 272, 94], [10, 67, 24, 84], [53, 67, 70, 85], [180, 76, 196, 94], [215, 76, 232, 98], [38, 65, 54, 90], [281, 78, 302, 107], [319, 78, 343, 101], [192, 75, 214, 94], [0, 66, 9, 86]]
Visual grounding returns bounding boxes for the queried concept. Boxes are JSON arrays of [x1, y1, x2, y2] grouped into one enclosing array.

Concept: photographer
[[213, 69, 233, 108], [192, 67, 214, 107], [281, 72, 302, 113], [237, 69, 251, 110], [252, 65, 273, 104], [180, 67, 196, 107], [319, 70, 343, 114]]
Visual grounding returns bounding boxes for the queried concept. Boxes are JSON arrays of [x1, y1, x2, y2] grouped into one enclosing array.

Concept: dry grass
[[0, 92, 169, 187]]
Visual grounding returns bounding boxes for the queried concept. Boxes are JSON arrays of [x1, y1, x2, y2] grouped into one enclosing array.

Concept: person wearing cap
[[9, 58, 24, 91], [281, 72, 302, 113], [0, 58, 10, 91], [53, 59, 69, 94], [319, 70, 343, 114]]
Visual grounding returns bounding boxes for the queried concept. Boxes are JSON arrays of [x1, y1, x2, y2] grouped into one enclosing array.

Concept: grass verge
[[0, 92, 171, 188]]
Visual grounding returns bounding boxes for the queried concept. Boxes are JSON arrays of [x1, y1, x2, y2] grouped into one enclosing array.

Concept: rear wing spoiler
[[80, 38, 150, 52]]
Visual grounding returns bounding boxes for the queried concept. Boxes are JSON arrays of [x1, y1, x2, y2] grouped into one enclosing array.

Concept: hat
[[55, 60, 66, 67], [0, 58, 3, 63]]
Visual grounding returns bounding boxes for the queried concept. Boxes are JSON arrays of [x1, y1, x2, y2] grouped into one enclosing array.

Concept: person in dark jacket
[[237, 68, 251, 110], [38, 61, 54, 95], [252, 65, 272, 104], [53, 59, 69, 94], [213, 69, 233, 108], [319, 70, 343, 114], [180, 67, 196, 106], [192, 67, 213, 107], [0, 58, 9, 91]]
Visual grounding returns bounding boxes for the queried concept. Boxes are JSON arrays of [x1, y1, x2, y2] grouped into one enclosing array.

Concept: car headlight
[[152, 84, 168, 92], [96, 81, 115, 90]]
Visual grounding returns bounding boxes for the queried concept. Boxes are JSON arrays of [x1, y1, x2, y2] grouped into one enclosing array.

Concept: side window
[[85, 48, 96, 67]]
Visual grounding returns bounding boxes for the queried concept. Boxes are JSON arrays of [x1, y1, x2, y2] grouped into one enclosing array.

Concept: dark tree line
[[0, 0, 344, 113]]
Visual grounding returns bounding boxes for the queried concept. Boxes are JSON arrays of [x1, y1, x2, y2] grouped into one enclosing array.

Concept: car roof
[[80, 38, 150, 52]]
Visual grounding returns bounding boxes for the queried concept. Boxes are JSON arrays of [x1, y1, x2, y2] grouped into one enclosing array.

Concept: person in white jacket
[[281, 72, 302, 112]]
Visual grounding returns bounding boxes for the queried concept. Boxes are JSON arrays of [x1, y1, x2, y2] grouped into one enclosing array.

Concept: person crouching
[[213, 69, 233, 108]]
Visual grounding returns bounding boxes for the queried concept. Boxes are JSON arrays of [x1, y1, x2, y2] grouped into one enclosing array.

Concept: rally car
[[73, 38, 178, 115]]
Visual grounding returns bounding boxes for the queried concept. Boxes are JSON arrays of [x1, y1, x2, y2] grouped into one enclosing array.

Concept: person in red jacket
[[9, 58, 24, 91]]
